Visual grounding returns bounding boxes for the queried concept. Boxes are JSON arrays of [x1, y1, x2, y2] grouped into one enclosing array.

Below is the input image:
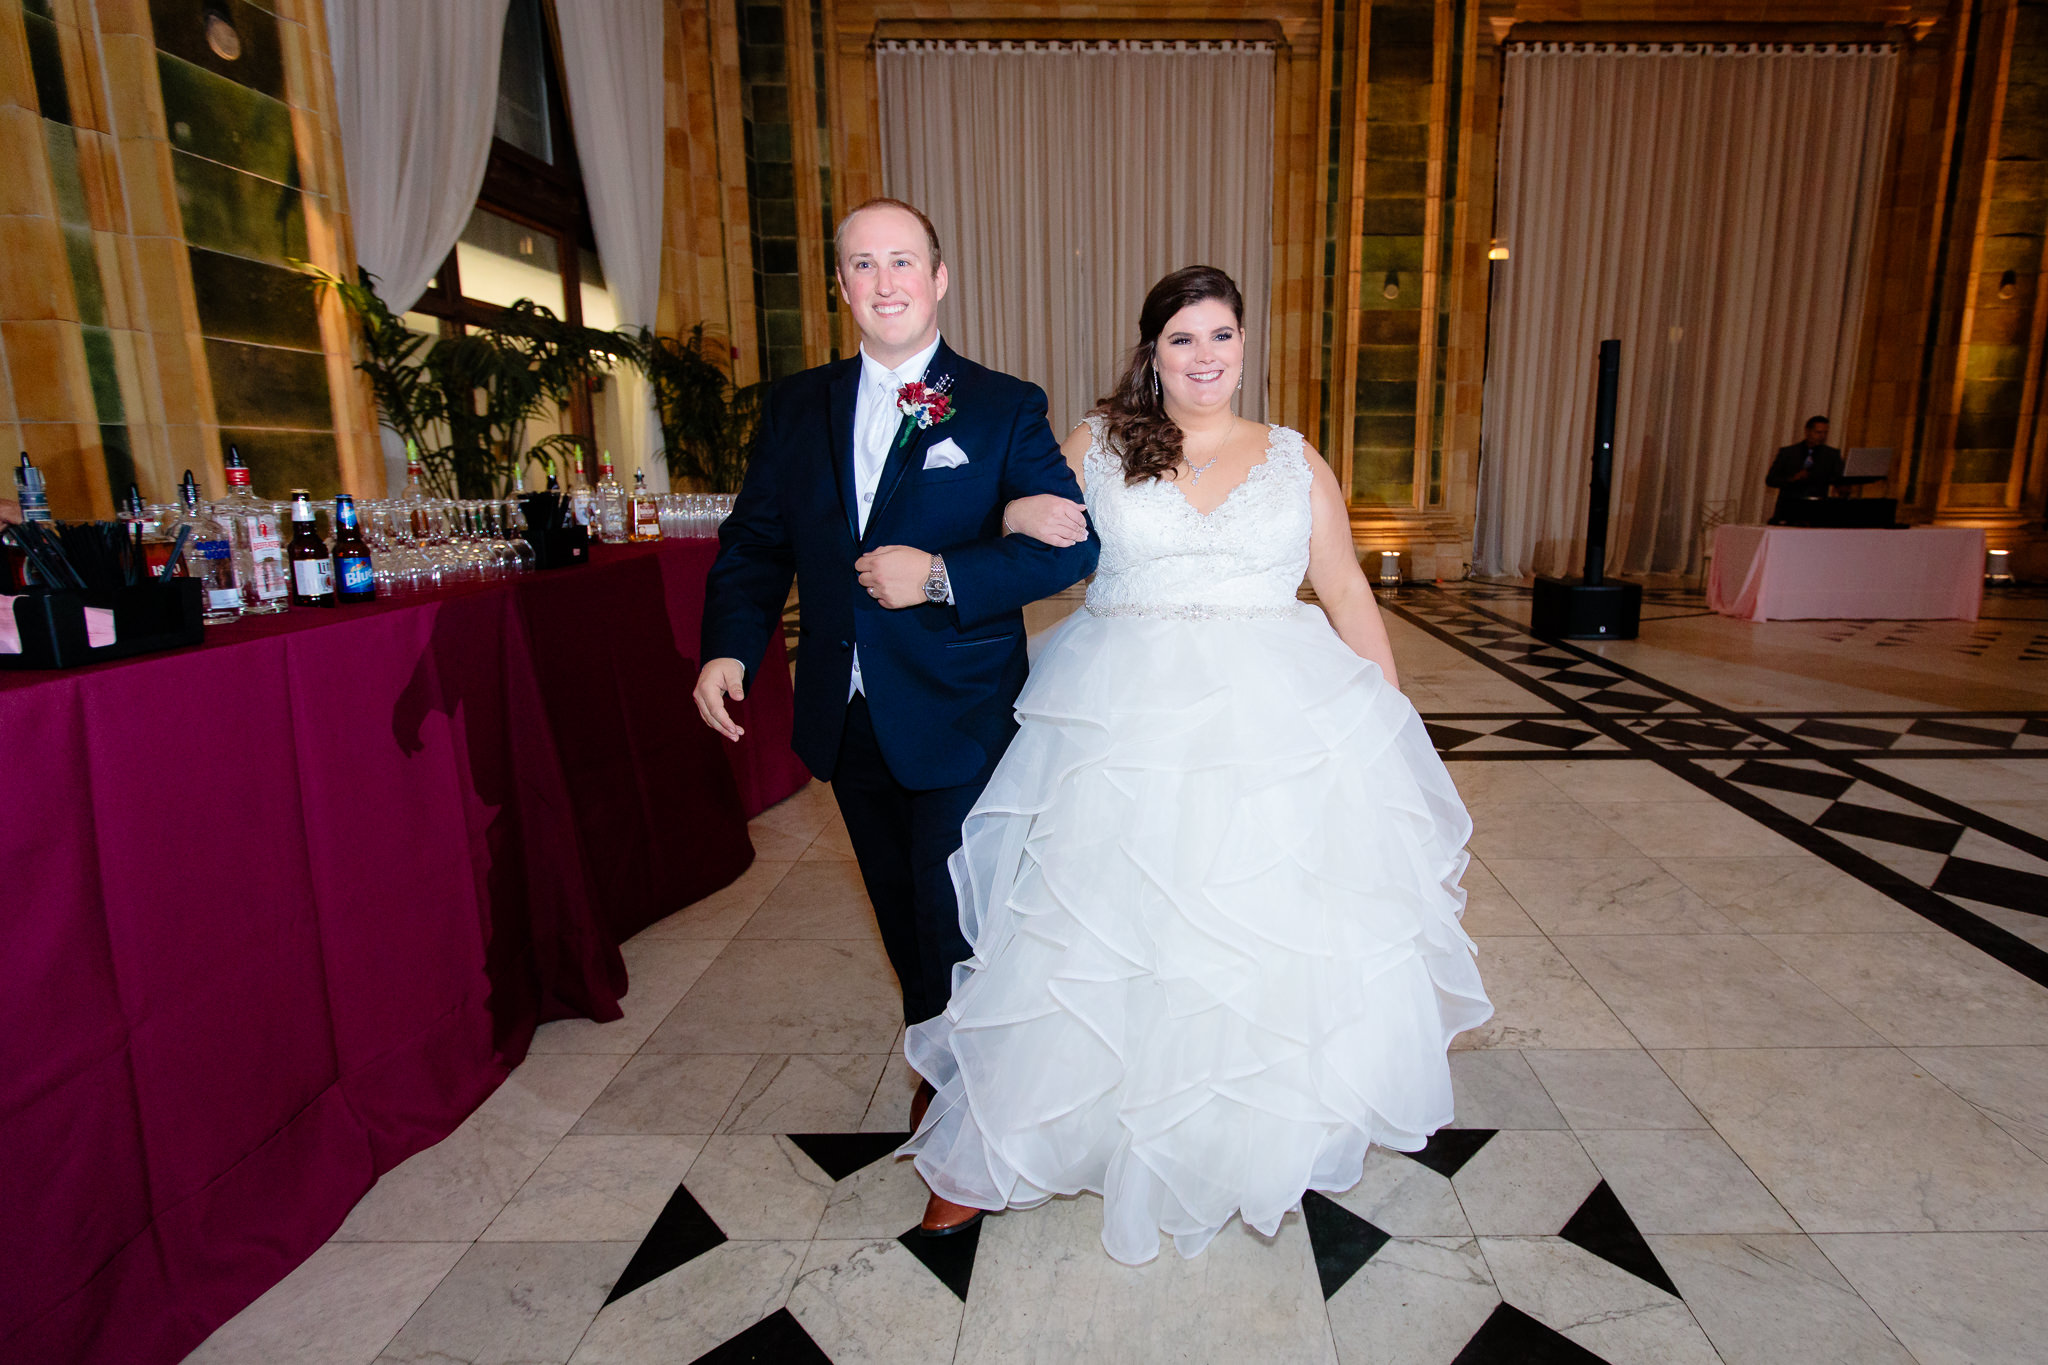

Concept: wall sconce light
[[1381, 271, 1401, 301], [203, 5, 242, 61], [1999, 269, 2018, 301], [1986, 548, 2014, 585], [1377, 550, 1403, 587], [1488, 242, 1511, 261]]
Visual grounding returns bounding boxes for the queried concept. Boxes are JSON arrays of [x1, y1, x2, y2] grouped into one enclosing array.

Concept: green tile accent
[[1980, 232, 2045, 273], [1965, 344, 2031, 379], [1950, 448, 2014, 484], [100, 424, 137, 499], [1960, 375, 2027, 413], [188, 247, 321, 350], [1953, 404, 2020, 450], [158, 52, 298, 185], [204, 337, 332, 429], [148, 0, 285, 100], [1355, 378, 1418, 413], [1354, 414, 1416, 449], [172, 151, 307, 265], [1367, 43, 1433, 86], [1361, 198, 1426, 235], [221, 427, 342, 499], [1359, 235, 1426, 272], [24, 9, 70, 126], [1359, 312, 1422, 345], [1365, 159, 1428, 198], [65, 226, 105, 328], [80, 326, 126, 425], [45, 123, 87, 225]]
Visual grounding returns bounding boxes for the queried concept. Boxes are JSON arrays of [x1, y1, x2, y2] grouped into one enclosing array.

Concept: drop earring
[[1152, 366, 1161, 403]]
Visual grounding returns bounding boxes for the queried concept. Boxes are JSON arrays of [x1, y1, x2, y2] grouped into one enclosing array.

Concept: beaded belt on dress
[[1085, 600, 1299, 621]]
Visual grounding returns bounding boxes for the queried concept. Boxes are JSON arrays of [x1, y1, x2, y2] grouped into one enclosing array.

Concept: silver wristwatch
[[922, 553, 949, 604]]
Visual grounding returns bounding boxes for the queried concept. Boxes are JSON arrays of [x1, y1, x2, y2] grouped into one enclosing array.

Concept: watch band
[[922, 553, 949, 604]]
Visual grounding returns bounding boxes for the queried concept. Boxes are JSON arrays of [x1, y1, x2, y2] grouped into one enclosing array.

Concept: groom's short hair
[[834, 197, 943, 274]]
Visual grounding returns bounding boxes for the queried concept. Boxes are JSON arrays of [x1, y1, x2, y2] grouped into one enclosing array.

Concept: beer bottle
[[332, 494, 376, 605], [286, 489, 335, 607]]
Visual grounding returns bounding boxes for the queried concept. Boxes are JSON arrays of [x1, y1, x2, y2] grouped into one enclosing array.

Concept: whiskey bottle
[[286, 489, 335, 607], [629, 469, 660, 542]]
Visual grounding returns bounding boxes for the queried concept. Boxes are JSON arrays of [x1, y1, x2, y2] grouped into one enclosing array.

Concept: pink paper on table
[[0, 597, 119, 655]]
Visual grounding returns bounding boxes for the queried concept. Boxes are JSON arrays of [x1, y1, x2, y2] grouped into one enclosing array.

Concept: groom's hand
[[855, 546, 933, 609], [693, 657, 748, 741]]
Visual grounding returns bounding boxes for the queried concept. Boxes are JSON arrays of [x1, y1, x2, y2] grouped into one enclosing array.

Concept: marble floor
[[188, 583, 2048, 1364]]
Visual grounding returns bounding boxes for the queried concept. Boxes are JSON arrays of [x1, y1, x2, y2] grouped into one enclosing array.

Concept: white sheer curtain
[[324, 0, 510, 312], [1476, 44, 1897, 579], [556, 0, 667, 491], [877, 41, 1274, 434]]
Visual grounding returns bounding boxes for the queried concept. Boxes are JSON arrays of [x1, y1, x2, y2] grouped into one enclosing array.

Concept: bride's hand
[[1002, 494, 1088, 547]]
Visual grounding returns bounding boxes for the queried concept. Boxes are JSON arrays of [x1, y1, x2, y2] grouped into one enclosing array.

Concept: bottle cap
[[15, 452, 49, 518], [180, 469, 200, 508]]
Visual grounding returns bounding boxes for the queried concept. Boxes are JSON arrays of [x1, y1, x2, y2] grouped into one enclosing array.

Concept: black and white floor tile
[[190, 580, 2048, 1364]]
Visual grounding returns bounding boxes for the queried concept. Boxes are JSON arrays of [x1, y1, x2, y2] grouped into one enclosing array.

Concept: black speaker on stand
[[1532, 338, 1642, 640]]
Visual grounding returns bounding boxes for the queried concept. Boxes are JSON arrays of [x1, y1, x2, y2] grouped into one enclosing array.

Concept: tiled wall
[[737, 0, 807, 381], [151, 0, 337, 497]]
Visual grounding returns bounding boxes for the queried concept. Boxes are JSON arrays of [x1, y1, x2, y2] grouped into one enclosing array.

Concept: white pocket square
[[923, 438, 969, 470]]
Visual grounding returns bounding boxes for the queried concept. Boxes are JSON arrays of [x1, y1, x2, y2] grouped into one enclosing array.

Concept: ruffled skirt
[[900, 604, 1492, 1265]]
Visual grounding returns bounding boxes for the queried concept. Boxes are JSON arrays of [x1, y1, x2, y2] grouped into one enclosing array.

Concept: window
[[408, 0, 617, 466]]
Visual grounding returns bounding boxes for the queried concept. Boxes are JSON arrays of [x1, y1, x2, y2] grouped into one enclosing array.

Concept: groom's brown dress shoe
[[919, 1192, 985, 1237], [909, 1078, 937, 1131]]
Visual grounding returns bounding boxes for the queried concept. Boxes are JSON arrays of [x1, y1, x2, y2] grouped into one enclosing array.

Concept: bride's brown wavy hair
[[1093, 266, 1245, 485]]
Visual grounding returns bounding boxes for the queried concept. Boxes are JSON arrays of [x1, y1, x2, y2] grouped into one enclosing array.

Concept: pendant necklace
[[1186, 454, 1220, 483]]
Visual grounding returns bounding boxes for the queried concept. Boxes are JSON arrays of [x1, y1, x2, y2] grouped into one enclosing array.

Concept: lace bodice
[[1080, 416, 1313, 619]]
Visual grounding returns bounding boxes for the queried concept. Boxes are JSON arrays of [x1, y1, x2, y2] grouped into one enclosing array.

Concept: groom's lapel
[[863, 340, 959, 546], [826, 359, 860, 540]]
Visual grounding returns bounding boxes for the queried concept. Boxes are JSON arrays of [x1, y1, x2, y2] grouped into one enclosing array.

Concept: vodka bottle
[[170, 469, 241, 620], [220, 447, 290, 613], [594, 451, 627, 543]]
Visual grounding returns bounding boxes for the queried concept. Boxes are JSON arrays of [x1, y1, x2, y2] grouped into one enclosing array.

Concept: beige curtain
[[1476, 43, 1898, 579], [877, 40, 1274, 435]]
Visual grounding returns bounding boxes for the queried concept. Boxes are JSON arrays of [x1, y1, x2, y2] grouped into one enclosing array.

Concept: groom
[[695, 198, 1098, 1092]]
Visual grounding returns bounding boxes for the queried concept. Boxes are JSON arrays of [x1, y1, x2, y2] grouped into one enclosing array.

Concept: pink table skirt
[[0, 539, 807, 1365], [1707, 525, 1985, 622]]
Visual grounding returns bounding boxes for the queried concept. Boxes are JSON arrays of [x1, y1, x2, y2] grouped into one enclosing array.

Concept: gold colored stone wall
[[0, 0, 371, 517]]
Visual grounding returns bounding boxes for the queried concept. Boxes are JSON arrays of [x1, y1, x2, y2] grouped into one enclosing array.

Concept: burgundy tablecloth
[[1707, 525, 1986, 621], [0, 539, 807, 1365]]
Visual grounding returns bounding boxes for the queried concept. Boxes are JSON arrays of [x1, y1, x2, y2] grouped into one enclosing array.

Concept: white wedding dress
[[901, 417, 1492, 1265]]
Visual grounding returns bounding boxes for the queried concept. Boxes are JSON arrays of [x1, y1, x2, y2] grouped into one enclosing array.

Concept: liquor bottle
[[331, 493, 376, 605], [544, 459, 560, 492], [629, 469, 660, 542], [286, 489, 335, 607], [128, 482, 180, 578], [594, 451, 627, 543], [4, 452, 52, 589], [567, 457, 595, 530], [170, 469, 241, 620], [401, 438, 431, 540], [220, 447, 290, 613]]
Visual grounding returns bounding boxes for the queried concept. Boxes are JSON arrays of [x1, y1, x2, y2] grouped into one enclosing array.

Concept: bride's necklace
[[1185, 454, 1221, 483]]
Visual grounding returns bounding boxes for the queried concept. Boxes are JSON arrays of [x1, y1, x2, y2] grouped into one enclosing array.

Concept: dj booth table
[[1707, 525, 1985, 621]]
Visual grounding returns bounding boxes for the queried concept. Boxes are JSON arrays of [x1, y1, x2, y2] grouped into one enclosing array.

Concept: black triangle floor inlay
[[897, 1216, 983, 1301], [1558, 1180, 1679, 1298], [687, 1307, 833, 1364], [1403, 1128, 1497, 1180], [605, 1182, 727, 1305], [788, 1132, 911, 1182], [1450, 1303, 1611, 1363], [1301, 1191, 1391, 1300]]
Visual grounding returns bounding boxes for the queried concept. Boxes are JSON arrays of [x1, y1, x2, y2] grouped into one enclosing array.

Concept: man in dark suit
[[1765, 415, 1844, 523], [694, 197, 1098, 1092]]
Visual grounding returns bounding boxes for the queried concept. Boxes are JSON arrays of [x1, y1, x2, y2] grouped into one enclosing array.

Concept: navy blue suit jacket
[[702, 340, 1099, 789]]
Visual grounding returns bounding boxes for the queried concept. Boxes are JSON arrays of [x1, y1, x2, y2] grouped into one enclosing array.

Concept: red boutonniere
[[894, 375, 956, 449]]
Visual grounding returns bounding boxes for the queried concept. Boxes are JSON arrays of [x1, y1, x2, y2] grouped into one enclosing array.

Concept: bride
[[900, 266, 1493, 1263]]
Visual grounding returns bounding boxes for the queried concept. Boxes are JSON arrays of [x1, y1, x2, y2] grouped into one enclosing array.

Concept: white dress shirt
[[850, 334, 943, 697]]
